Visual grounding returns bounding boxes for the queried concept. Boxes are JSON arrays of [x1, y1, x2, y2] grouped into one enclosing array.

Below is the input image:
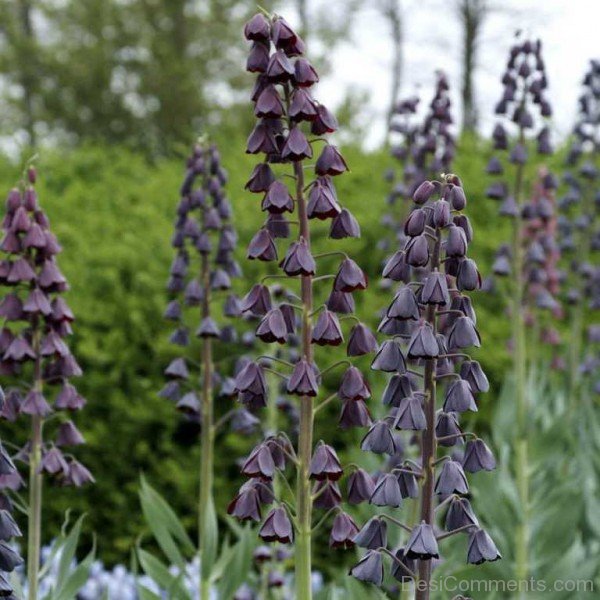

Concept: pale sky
[[280, 0, 600, 147]]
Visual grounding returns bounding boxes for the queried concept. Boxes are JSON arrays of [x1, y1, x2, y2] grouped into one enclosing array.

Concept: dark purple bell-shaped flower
[[436, 411, 463, 446], [330, 209, 360, 239], [349, 550, 384, 586], [256, 308, 288, 344], [405, 522, 439, 560], [382, 374, 414, 407], [404, 209, 427, 236], [361, 421, 396, 454], [241, 443, 276, 479], [55, 421, 85, 446], [240, 284, 272, 316], [287, 359, 319, 397], [334, 258, 367, 293], [393, 394, 427, 431], [338, 366, 370, 401], [347, 323, 378, 356], [244, 13, 270, 41], [315, 145, 348, 176], [405, 234, 429, 267], [282, 127, 312, 161], [235, 362, 267, 398], [371, 340, 406, 373], [382, 251, 411, 282], [396, 466, 420, 498], [311, 309, 343, 346], [391, 548, 417, 583], [228, 485, 262, 522], [444, 380, 477, 413], [294, 58, 319, 86], [326, 290, 355, 314], [407, 322, 438, 358], [347, 468, 375, 504], [280, 237, 316, 276], [369, 473, 402, 507], [413, 181, 436, 204], [259, 507, 294, 543], [435, 459, 469, 495], [387, 287, 420, 320], [446, 496, 479, 531], [456, 258, 481, 291], [262, 181, 294, 214], [246, 163, 275, 194], [339, 399, 371, 429], [460, 360, 489, 393], [329, 511, 359, 549], [353, 517, 387, 549], [421, 272, 450, 305], [448, 316, 481, 350], [309, 443, 343, 480], [467, 529, 501, 564], [462, 439, 496, 472]]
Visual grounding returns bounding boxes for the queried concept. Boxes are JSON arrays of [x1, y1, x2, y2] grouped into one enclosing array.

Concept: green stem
[[27, 326, 43, 600], [293, 147, 314, 600], [199, 246, 214, 600], [415, 222, 442, 600]]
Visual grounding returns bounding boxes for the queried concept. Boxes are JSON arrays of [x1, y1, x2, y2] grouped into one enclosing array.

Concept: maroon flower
[[286, 359, 319, 397], [259, 507, 294, 543]]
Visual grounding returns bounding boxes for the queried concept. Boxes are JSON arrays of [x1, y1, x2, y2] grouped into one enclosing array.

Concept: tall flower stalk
[[0, 163, 92, 600], [559, 60, 600, 399], [351, 175, 499, 599], [484, 36, 552, 585], [161, 141, 250, 600], [231, 12, 375, 598]]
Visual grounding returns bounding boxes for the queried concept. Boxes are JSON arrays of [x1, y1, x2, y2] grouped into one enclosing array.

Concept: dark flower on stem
[[329, 511, 359, 549], [467, 529, 502, 565], [353, 516, 387, 549], [405, 522, 439, 560], [347, 468, 375, 504], [462, 439, 496, 472], [349, 550, 384, 586], [309, 443, 343, 480], [259, 507, 294, 543]]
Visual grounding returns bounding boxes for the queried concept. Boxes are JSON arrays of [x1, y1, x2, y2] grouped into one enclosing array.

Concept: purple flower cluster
[[0, 167, 92, 482], [160, 142, 251, 423], [0, 433, 23, 598], [485, 36, 552, 214], [350, 176, 499, 591], [231, 11, 376, 594], [559, 60, 600, 390], [382, 73, 455, 259]]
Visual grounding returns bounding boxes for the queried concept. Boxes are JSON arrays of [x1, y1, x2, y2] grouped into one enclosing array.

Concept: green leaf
[[136, 584, 163, 600], [139, 475, 195, 569], [216, 525, 255, 599], [55, 514, 87, 592], [136, 547, 190, 600], [53, 545, 95, 600]]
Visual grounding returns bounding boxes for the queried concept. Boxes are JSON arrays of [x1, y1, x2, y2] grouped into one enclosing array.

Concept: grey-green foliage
[[136, 477, 256, 599], [436, 373, 600, 600]]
